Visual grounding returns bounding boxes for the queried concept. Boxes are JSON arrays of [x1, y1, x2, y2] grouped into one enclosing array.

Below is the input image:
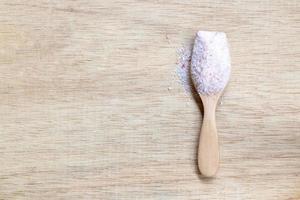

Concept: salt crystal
[[191, 31, 231, 95], [175, 46, 193, 94]]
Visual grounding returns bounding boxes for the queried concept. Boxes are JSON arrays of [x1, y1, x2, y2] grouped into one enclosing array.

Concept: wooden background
[[0, 0, 299, 199]]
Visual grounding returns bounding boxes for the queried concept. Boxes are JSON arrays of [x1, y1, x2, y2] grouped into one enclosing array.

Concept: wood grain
[[0, 0, 299, 199]]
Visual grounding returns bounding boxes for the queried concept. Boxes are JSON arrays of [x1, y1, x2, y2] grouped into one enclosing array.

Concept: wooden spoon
[[190, 31, 231, 177]]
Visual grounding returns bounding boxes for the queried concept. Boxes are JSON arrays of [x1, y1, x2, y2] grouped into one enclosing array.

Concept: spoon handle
[[198, 100, 219, 177]]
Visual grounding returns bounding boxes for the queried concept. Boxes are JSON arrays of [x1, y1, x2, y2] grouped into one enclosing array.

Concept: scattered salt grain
[[175, 46, 193, 94]]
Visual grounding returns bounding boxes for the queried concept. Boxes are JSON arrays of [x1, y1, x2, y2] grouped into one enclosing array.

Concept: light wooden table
[[0, 0, 299, 199]]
